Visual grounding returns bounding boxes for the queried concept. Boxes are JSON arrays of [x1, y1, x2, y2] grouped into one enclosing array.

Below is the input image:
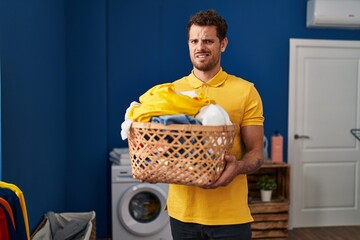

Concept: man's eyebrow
[[201, 38, 215, 42]]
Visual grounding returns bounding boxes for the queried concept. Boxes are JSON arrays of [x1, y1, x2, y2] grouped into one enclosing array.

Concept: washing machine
[[112, 164, 172, 240]]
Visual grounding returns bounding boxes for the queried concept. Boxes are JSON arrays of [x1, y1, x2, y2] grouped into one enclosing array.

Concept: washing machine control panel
[[112, 165, 134, 183]]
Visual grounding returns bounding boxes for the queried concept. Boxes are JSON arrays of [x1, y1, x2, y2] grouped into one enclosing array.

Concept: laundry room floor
[[288, 226, 360, 240]]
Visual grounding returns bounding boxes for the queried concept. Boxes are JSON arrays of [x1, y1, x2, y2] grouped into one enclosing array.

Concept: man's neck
[[193, 66, 221, 82]]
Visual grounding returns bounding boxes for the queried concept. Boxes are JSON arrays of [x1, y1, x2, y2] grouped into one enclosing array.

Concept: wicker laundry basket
[[128, 122, 238, 187]]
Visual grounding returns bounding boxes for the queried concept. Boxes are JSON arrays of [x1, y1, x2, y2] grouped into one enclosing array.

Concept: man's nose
[[196, 42, 206, 51]]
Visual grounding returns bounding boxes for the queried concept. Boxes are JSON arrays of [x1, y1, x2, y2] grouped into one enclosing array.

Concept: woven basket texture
[[128, 122, 237, 187]]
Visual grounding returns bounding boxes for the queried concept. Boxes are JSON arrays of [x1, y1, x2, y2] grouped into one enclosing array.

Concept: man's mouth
[[195, 53, 210, 59]]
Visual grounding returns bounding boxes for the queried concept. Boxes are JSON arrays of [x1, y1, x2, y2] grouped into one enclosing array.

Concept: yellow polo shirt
[[167, 68, 264, 225]]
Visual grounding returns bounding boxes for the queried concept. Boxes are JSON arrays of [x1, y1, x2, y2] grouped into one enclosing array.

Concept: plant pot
[[260, 190, 272, 202]]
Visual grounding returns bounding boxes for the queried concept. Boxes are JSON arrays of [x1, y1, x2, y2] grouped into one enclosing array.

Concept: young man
[[167, 9, 264, 240]]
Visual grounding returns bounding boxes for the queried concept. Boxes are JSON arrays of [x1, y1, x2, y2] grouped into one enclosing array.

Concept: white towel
[[195, 104, 232, 126], [120, 101, 140, 140]]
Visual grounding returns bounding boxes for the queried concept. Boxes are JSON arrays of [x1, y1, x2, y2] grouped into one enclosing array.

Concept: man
[[167, 9, 264, 240]]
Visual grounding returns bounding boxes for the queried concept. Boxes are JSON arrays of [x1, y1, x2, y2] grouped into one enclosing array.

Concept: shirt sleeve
[[241, 85, 264, 127]]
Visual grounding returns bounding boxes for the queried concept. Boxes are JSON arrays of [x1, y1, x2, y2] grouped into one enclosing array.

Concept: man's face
[[188, 25, 227, 72]]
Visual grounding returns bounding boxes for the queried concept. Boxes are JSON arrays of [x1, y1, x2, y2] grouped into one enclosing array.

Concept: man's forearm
[[237, 151, 263, 175]]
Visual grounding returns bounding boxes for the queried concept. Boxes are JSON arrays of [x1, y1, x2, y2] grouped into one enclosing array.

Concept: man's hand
[[203, 125, 264, 189], [203, 154, 240, 189]]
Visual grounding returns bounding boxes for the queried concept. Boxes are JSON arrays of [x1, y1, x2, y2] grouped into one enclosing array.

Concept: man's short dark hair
[[187, 9, 228, 41]]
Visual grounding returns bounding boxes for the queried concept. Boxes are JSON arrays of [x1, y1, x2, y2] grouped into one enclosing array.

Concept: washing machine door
[[118, 183, 169, 236]]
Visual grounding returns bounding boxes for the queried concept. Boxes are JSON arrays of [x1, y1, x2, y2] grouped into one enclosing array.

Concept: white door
[[288, 39, 360, 228]]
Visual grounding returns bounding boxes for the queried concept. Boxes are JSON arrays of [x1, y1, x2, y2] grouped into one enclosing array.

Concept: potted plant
[[257, 175, 277, 202]]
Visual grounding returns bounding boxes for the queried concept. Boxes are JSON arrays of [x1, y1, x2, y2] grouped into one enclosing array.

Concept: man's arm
[[237, 125, 264, 174], [204, 125, 264, 189]]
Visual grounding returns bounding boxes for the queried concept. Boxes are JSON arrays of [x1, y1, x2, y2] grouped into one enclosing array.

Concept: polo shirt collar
[[188, 68, 228, 89]]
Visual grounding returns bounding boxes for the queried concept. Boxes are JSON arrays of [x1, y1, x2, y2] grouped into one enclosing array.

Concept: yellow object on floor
[[0, 181, 30, 240]]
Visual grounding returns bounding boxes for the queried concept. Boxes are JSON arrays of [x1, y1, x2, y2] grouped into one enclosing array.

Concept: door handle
[[294, 134, 310, 140], [350, 129, 360, 141]]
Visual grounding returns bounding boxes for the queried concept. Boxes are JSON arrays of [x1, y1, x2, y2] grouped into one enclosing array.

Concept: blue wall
[[0, 63, 2, 180], [65, 0, 108, 233], [1, 0, 360, 238], [1, 0, 68, 231]]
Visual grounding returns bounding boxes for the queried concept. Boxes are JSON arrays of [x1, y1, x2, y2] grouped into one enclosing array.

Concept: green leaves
[[257, 175, 277, 191]]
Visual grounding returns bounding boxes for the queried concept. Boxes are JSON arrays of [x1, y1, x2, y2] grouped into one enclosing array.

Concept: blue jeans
[[170, 217, 252, 240]]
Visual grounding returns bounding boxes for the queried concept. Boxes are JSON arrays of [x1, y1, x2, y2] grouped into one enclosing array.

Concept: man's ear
[[221, 37, 228, 52]]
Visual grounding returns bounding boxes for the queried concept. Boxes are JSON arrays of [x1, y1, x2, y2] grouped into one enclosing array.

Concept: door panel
[[304, 58, 358, 149], [288, 39, 360, 227], [303, 162, 356, 209]]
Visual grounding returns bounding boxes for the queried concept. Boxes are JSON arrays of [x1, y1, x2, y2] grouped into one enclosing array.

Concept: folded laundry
[[195, 104, 232, 126], [175, 90, 198, 98], [109, 148, 131, 165], [120, 101, 141, 140], [127, 83, 214, 122], [120, 83, 233, 140], [151, 114, 202, 125]]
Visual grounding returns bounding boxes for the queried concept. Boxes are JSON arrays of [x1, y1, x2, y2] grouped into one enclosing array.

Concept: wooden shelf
[[248, 162, 290, 240]]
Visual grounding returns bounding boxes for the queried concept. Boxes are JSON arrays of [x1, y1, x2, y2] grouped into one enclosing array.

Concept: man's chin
[[193, 64, 212, 72]]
